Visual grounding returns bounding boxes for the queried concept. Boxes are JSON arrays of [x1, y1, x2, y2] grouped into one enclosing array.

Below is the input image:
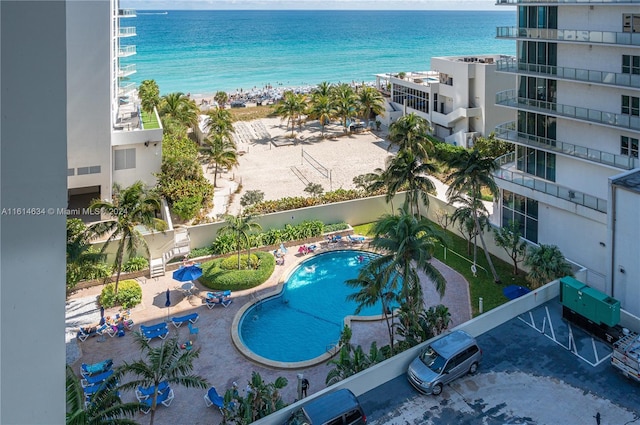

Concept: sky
[[123, 0, 500, 11]]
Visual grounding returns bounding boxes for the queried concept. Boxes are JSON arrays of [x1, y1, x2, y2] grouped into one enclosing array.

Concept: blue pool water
[[239, 250, 384, 363]]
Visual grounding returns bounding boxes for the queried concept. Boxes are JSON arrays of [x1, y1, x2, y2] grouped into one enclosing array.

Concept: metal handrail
[[496, 26, 640, 47]]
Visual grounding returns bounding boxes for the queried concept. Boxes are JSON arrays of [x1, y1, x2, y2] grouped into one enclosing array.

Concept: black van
[[285, 388, 367, 425]]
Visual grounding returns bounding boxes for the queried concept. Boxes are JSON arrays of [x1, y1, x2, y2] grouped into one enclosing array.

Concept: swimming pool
[[237, 250, 384, 364]]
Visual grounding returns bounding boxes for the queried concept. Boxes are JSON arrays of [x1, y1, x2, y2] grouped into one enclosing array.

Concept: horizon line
[[133, 8, 511, 11]]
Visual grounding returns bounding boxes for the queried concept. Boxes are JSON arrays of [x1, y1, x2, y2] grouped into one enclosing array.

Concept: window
[[502, 190, 538, 243], [114, 148, 136, 170], [518, 111, 556, 143], [391, 84, 430, 114], [622, 55, 640, 75], [516, 146, 555, 181], [345, 410, 363, 425], [621, 136, 639, 158], [76, 165, 101, 175], [67, 168, 75, 176], [622, 95, 640, 116], [518, 76, 556, 103], [519, 6, 558, 29], [623, 14, 640, 33]]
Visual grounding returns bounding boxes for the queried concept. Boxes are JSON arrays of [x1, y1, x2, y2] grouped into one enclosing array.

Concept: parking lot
[[360, 300, 640, 425]]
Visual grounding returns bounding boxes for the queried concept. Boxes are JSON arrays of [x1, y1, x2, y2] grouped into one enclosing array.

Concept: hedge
[[199, 251, 275, 291]]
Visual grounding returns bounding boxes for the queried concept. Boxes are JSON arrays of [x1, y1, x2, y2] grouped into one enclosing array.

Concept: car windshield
[[419, 347, 447, 373]]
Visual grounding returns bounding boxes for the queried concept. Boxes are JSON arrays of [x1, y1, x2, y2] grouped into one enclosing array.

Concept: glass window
[[114, 148, 136, 170], [621, 136, 640, 158], [345, 410, 363, 425], [502, 190, 538, 243], [67, 168, 75, 176]]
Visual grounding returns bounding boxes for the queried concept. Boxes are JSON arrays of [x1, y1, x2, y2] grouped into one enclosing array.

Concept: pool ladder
[[326, 341, 339, 356], [251, 292, 263, 310]]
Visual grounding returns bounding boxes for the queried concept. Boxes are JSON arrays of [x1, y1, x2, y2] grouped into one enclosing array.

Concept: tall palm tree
[[202, 108, 238, 187], [382, 150, 437, 217], [445, 148, 501, 283], [357, 86, 385, 123], [331, 83, 358, 133], [346, 261, 400, 354], [89, 182, 167, 293], [369, 208, 446, 322], [138, 79, 160, 114], [387, 113, 434, 161], [308, 94, 335, 137], [66, 365, 140, 425], [116, 334, 208, 425], [274, 91, 307, 137], [159, 92, 199, 130], [449, 193, 491, 268], [218, 214, 262, 269]]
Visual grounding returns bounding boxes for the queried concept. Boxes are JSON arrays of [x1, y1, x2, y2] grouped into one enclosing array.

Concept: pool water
[[239, 250, 383, 363]]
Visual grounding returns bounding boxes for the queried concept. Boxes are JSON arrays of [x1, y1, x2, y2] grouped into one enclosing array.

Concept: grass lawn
[[140, 109, 160, 129], [229, 105, 278, 122], [352, 222, 530, 317]]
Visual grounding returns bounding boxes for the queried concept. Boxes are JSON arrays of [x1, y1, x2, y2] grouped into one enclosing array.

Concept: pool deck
[[68, 241, 471, 424]]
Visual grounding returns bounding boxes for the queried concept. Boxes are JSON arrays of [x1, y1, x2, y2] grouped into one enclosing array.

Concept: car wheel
[[432, 383, 443, 395], [469, 362, 478, 375]]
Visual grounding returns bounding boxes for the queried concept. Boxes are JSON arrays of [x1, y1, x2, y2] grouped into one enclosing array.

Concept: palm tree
[[313, 81, 333, 97], [325, 342, 385, 385], [159, 92, 199, 130], [382, 150, 437, 217], [524, 244, 573, 288], [449, 192, 490, 267], [331, 83, 358, 133], [116, 333, 208, 425], [202, 108, 238, 187], [274, 91, 307, 137], [357, 86, 385, 123], [387, 113, 434, 161], [308, 94, 335, 137], [88, 182, 167, 294], [445, 148, 501, 284], [346, 260, 400, 354], [138, 79, 160, 114], [214, 90, 229, 108], [66, 365, 140, 425], [369, 208, 446, 322], [66, 218, 107, 290], [218, 214, 262, 270]]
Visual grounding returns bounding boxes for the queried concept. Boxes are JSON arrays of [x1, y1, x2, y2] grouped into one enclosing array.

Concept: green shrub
[[199, 252, 275, 291], [212, 233, 238, 255], [324, 222, 350, 233], [99, 279, 142, 309], [173, 195, 203, 221], [188, 246, 215, 259], [122, 256, 149, 272], [83, 261, 113, 281], [220, 253, 260, 270]]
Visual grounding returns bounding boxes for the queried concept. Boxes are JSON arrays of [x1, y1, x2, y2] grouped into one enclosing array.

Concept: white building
[[66, 0, 162, 216], [375, 54, 516, 147], [494, 1, 640, 316]]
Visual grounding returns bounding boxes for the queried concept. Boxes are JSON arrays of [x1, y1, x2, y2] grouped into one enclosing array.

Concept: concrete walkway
[[68, 241, 471, 425]]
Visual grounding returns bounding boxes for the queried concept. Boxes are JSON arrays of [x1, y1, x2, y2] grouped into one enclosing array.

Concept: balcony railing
[[118, 9, 136, 18], [118, 45, 136, 57], [118, 64, 136, 78], [496, 26, 640, 47], [118, 27, 136, 37], [496, 89, 640, 131], [494, 152, 608, 212], [495, 121, 636, 169], [496, 59, 640, 90], [118, 82, 136, 97], [497, 0, 640, 4]]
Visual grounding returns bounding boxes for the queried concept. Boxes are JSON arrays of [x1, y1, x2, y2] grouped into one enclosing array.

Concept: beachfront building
[[375, 55, 516, 147], [494, 1, 640, 316], [66, 0, 162, 218]]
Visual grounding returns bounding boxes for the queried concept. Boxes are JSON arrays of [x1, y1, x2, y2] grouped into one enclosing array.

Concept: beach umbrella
[[172, 264, 203, 282], [165, 288, 171, 321]]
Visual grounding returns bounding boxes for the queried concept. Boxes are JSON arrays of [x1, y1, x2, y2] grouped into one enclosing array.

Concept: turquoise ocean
[[122, 10, 516, 95]]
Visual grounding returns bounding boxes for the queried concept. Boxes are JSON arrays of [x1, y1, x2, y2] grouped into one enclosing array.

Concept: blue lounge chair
[[170, 313, 199, 328], [204, 386, 224, 412], [348, 234, 366, 243], [81, 359, 113, 377], [140, 387, 174, 414], [81, 368, 114, 388], [141, 326, 169, 342], [205, 291, 232, 309], [140, 322, 168, 333], [135, 380, 170, 401]]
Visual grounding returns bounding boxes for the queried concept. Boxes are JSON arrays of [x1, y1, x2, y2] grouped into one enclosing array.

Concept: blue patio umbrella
[[172, 264, 203, 282]]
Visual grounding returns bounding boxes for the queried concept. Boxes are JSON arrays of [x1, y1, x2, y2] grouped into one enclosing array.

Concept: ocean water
[[122, 10, 515, 95]]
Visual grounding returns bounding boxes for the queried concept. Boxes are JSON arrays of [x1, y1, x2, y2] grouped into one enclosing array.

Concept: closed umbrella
[[165, 288, 171, 321]]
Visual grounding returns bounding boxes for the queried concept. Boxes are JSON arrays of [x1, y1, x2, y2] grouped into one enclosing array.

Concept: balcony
[[496, 59, 640, 90], [118, 82, 136, 98], [496, 89, 640, 131], [496, 26, 640, 47], [495, 121, 636, 169], [118, 27, 136, 38], [496, 0, 640, 4], [494, 152, 608, 212], [118, 9, 136, 18], [118, 45, 136, 58], [118, 64, 136, 78]]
